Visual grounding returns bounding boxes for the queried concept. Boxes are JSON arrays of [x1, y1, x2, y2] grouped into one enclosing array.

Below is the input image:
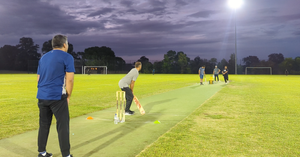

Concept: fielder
[[198, 65, 205, 85], [36, 35, 74, 157], [222, 66, 229, 84], [213, 65, 220, 82], [118, 62, 142, 115]]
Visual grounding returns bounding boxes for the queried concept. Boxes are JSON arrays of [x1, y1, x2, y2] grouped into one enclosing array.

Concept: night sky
[[0, 0, 299, 62]]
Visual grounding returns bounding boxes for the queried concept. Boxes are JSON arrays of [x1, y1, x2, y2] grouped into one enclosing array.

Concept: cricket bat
[[133, 96, 145, 115]]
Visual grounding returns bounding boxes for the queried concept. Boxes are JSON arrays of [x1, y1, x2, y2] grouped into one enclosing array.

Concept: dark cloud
[[189, 10, 218, 18], [256, 8, 278, 14], [67, 32, 221, 61], [120, 0, 134, 7], [263, 30, 278, 36], [294, 31, 300, 36], [88, 8, 115, 17], [280, 13, 300, 22], [0, 0, 102, 35], [102, 0, 112, 5], [149, 0, 167, 7], [126, 8, 139, 14], [108, 19, 218, 34], [0, 0, 299, 62], [143, 6, 168, 16], [175, 0, 188, 6]]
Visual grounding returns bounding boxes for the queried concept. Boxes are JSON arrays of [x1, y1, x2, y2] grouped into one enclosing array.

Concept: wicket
[[116, 91, 126, 123]]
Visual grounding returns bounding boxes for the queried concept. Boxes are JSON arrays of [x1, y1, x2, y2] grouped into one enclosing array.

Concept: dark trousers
[[121, 87, 133, 111], [38, 94, 70, 157], [223, 75, 228, 83], [214, 74, 219, 81]]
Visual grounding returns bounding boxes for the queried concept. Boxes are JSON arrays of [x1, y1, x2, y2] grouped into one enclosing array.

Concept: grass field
[[1, 74, 300, 156], [138, 75, 300, 156], [0, 74, 197, 140]]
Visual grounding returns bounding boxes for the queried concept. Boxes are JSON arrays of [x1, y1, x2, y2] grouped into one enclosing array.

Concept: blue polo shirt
[[199, 67, 205, 75], [37, 50, 75, 100]]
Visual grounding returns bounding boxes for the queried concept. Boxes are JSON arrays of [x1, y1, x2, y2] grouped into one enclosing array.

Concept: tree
[[218, 59, 229, 71], [161, 50, 191, 74], [138, 56, 149, 63], [209, 58, 217, 66], [206, 58, 218, 74], [268, 53, 284, 74], [162, 54, 171, 73], [190, 56, 203, 74], [15, 37, 40, 71], [242, 56, 260, 67], [83, 46, 116, 61], [115, 57, 126, 71], [165, 50, 176, 64], [82, 46, 127, 71], [280, 58, 294, 72], [294, 57, 300, 71], [67, 43, 81, 60], [42, 39, 80, 59], [0, 45, 19, 70], [268, 53, 284, 64], [171, 51, 190, 74], [153, 61, 163, 73], [138, 56, 153, 73], [42, 40, 52, 54], [161, 50, 177, 73], [177, 52, 188, 74]]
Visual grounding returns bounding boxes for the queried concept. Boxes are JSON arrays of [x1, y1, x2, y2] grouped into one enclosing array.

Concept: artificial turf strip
[[0, 80, 223, 156], [137, 75, 300, 157]]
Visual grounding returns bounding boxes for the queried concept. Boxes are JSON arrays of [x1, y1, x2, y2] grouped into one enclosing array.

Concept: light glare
[[228, 0, 243, 9]]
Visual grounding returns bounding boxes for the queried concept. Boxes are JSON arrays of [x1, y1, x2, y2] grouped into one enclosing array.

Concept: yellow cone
[[154, 120, 160, 124]]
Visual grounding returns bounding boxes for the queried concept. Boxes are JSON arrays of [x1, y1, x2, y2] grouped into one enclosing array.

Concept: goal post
[[83, 66, 107, 74], [245, 67, 272, 75]]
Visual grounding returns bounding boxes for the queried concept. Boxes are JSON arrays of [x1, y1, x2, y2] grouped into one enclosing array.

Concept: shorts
[[200, 74, 204, 79]]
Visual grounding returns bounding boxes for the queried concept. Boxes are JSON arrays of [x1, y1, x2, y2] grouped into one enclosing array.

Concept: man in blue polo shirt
[[198, 65, 205, 85], [37, 35, 75, 157]]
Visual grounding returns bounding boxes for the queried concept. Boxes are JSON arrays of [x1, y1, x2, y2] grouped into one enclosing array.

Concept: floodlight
[[228, 0, 243, 9]]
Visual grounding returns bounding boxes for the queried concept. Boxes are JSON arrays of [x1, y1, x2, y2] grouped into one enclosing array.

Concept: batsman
[[118, 62, 142, 115]]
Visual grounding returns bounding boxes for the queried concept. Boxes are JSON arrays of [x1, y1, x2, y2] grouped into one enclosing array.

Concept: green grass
[[1, 74, 300, 156], [0, 74, 197, 140], [137, 75, 300, 156]]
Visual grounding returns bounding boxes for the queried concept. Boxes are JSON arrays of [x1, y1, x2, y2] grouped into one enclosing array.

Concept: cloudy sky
[[0, 0, 299, 62]]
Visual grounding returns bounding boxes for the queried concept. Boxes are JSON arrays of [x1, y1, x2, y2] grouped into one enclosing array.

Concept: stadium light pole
[[228, 0, 243, 74]]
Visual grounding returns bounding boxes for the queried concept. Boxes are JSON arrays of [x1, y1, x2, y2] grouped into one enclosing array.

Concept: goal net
[[245, 67, 272, 75], [83, 66, 107, 74]]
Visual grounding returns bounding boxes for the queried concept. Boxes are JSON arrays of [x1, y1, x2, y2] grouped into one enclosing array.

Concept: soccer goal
[[245, 67, 272, 75], [83, 66, 107, 74]]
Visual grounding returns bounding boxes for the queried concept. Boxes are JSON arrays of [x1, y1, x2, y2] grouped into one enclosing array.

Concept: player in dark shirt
[[222, 66, 229, 84]]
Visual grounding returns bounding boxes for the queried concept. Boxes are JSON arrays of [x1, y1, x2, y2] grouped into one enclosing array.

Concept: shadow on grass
[[60, 98, 175, 157], [0, 140, 36, 156]]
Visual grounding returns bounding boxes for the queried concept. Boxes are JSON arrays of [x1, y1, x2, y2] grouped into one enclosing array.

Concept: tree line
[[0, 37, 126, 72], [135, 51, 300, 75], [0, 37, 299, 74]]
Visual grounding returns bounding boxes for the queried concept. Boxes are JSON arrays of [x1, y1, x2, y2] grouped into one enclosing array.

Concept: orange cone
[[86, 116, 93, 120]]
